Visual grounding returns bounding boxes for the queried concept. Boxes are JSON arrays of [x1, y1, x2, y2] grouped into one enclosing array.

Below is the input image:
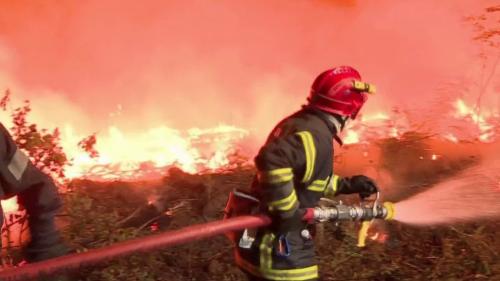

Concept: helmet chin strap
[[342, 116, 350, 128], [326, 114, 349, 146], [326, 114, 348, 133]]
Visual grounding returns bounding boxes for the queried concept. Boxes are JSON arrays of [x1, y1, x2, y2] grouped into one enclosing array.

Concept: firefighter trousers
[[235, 229, 319, 281]]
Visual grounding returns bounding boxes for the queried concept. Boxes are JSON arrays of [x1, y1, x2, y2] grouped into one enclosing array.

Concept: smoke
[[394, 142, 500, 225], [0, 0, 497, 144], [0, 75, 93, 133]]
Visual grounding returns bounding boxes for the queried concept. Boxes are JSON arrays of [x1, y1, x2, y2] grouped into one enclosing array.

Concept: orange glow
[[0, 0, 496, 142], [369, 231, 389, 244]]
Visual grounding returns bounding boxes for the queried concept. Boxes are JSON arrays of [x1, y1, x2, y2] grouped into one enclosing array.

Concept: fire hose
[[0, 202, 395, 281]]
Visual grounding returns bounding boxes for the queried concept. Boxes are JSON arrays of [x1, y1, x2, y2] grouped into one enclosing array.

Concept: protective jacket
[[0, 123, 66, 262], [234, 108, 354, 281]]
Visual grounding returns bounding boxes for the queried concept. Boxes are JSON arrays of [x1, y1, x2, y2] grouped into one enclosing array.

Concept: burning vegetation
[[0, 79, 499, 280], [0, 2, 499, 280]]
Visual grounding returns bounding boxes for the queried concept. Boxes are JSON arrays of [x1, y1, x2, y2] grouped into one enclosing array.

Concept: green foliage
[[0, 90, 69, 181], [10, 100, 68, 180]]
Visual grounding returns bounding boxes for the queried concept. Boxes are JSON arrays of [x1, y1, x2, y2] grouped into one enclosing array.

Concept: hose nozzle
[[310, 201, 396, 222]]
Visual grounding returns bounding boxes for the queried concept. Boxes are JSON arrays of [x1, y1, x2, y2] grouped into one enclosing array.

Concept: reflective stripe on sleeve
[[296, 131, 316, 183], [268, 188, 298, 212], [8, 149, 29, 181], [324, 174, 340, 196], [258, 168, 294, 184], [306, 179, 327, 192]]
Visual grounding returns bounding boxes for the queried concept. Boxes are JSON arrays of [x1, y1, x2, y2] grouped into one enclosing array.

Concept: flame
[[50, 98, 494, 182], [343, 130, 360, 145], [452, 99, 495, 142], [369, 231, 389, 243], [62, 124, 249, 181], [444, 133, 459, 143], [2, 97, 496, 184], [341, 99, 498, 145], [342, 112, 393, 145]]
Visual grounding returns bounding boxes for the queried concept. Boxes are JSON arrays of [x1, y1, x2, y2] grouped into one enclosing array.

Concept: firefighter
[[234, 66, 379, 281], [0, 123, 69, 263]]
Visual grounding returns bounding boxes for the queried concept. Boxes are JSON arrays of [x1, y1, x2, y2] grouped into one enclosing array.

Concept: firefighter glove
[[347, 175, 378, 199]]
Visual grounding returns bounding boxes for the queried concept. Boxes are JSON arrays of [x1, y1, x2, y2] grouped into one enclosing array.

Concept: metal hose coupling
[[311, 201, 396, 222]]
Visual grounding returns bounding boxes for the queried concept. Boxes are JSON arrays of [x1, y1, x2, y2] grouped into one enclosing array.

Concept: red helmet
[[307, 66, 375, 119]]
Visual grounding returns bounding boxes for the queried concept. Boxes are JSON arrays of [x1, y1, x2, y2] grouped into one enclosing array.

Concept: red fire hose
[[0, 202, 394, 280], [0, 215, 271, 281]]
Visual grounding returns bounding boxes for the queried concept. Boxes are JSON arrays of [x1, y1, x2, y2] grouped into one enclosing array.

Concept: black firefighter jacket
[[0, 122, 63, 255], [235, 108, 354, 281]]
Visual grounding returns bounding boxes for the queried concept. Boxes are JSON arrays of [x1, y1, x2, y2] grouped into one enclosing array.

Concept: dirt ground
[[58, 136, 500, 281], [2, 135, 499, 281]]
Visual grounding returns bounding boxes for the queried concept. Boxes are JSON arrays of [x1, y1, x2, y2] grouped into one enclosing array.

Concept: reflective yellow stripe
[[259, 232, 274, 269], [259, 168, 294, 184], [235, 250, 319, 281], [260, 266, 319, 281], [268, 189, 298, 211], [268, 168, 293, 176], [296, 131, 316, 183], [8, 149, 29, 181], [332, 175, 339, 193], [325, 175, 340, 196], [279, 194, 298, 211], [306, 179, 327, 192]]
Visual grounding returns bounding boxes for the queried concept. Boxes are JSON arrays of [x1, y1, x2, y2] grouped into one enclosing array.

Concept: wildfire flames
[[343, 98, 497, 145], [58, 98, 496, 182], [54, 98, 500, 184], [62, 124, 249, 180], [0, 98, 498, 216]]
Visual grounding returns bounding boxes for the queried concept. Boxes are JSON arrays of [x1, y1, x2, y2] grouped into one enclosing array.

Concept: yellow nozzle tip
[[383, 202, 395, 221]]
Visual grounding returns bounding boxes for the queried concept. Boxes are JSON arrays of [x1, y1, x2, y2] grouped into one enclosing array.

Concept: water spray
[[392, 161, 500, 225]]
